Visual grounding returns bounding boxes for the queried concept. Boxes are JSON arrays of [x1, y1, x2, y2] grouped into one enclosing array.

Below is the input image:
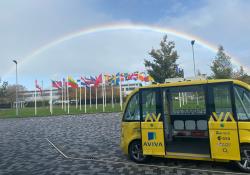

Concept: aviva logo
[[209, 112, 235, 122], [143, 132, 163, 147], [143, 142, 163, 147], [148, 132, 156, 140], [144, 113, 161, 122]]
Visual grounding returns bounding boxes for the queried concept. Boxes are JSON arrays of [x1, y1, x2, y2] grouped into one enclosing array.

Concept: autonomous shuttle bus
[[120, 79, 250, 172]]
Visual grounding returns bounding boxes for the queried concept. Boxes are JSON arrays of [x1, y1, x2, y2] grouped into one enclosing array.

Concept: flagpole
[[196, 91, 199, 105], [51, 86, 53, 115], [90, 85, 92, 108], [67, 77, 70, 114], [84, 85, 86, 113], [119, 75, 123, 111], [181, 92, 185, 105], [179, 92, 182, 108], [104, 78, 106, 107], [41, 80, 44, 108], [64, 79, 66, 112], [50, 84, 53, 115], [49, 84, 51, 114], [102, 74, 105, 112], [111, 83, 114, 109], [75, 88, 78, 109], [61, 81, 64, 110], [95, 86, 98, 110], [80, 86, 82, 111], [105, 82, 107, 107], [35, 83, 37, 116]]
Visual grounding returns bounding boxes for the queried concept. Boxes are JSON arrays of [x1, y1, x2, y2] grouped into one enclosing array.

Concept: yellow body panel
[[239, 122, 250, 144], [120, 122, 141, 154], [209, 128, 240, 160], [208, 112, 241, 161], [139, 79, 249, 90], [165, 152, 212, 161], [141, 121, 165, 155]]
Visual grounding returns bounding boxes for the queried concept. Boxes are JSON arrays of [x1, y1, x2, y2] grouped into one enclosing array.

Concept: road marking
[[46, 138, 247, 175], [46, 138, 69, 158]]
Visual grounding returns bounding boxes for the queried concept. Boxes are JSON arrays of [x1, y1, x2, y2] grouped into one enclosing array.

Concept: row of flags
[[33, 72, 154, 116], [104, 72, 154, 85], [49, 72, 154, 90], [51, 76, 97, 89]]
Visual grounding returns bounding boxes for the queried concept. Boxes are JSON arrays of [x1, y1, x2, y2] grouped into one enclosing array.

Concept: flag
[[90, 76, 96, 81], [110, 75, 116, 85], [94, 74, 102, 87], [138, 72, 145, 81], [52, 80, 62, 89], [120, 73, 125, 81], [35, 80, 42, 95], [124, 73, 129, 80], [77, 79, 87, 87], [104, 74, 111, 83], [127, 73, 133, 80], [115, 73, 120, 85], [81, 76, 95, 85], [131, 72, 138, 80], [68, 76, 78, 88], [63, 78, 67, 86]]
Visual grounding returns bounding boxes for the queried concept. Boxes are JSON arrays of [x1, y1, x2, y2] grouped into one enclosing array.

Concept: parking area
[[0, 113, 245, 175]]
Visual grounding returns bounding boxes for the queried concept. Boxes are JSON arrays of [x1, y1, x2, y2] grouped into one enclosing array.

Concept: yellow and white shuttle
[[120, 79, 250, 172]]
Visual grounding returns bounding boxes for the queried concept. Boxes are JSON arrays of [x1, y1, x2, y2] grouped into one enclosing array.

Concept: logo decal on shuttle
[[209, 112, 235, 122], [148, 132, 156, 140], [144, 113, 161, 122]]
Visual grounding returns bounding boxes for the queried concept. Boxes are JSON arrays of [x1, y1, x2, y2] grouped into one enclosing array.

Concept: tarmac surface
[[0, 113, 246, 175]]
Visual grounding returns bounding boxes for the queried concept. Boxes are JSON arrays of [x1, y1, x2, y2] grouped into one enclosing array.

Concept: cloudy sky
[[1, 0, 250, 89]]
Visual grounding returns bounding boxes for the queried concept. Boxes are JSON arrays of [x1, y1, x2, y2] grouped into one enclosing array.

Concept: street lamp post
[[13, 60, 18, 116], [191, 40, 196, 77]]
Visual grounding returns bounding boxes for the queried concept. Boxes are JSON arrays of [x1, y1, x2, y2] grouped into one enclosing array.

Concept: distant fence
[[0, 103, 11, 109]]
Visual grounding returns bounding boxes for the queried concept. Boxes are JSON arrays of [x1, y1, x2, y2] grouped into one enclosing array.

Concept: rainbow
[[5, 22, 249, 76]]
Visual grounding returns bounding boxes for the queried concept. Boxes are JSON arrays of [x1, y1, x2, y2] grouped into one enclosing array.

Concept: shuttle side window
[[141, 89, 161, 121], [169, 85, 206, 115], [234, 85, 250, 120], [123, 93, 140, 121], [212, 85, 232, 114]]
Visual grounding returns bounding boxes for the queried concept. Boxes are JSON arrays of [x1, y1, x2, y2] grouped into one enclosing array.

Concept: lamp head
[[13, 60, 17, 64]]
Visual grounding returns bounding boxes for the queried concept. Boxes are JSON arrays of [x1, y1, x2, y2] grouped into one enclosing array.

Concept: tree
[[233, 66, 250, 84], [0, 82, 26, 104], [5, 84, 26, 103], [0, 79, 8, 104], [144, 35, 183, 83], [210, 46, 233, 79], [0, 78, 8, 97]]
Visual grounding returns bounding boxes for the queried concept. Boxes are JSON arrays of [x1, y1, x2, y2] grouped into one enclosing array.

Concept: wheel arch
[[240, 139, 250, 145], [233, 143, 250, 173], [127, 138, 141, 154]]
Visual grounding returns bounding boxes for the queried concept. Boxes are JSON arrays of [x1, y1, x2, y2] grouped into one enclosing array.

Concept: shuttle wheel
[[129, 140, 148, 163], [234, 145, 250, 173]]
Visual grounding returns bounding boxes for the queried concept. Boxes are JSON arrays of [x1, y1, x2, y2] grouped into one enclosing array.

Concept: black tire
[[234, 145, 250, 173], [128, 140, 148, 163]]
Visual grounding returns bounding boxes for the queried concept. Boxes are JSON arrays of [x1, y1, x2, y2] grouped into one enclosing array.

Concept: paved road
[[0, 113, 245, 175]]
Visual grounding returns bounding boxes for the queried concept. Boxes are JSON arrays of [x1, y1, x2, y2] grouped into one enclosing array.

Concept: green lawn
[[0, 103, 122, 119]]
